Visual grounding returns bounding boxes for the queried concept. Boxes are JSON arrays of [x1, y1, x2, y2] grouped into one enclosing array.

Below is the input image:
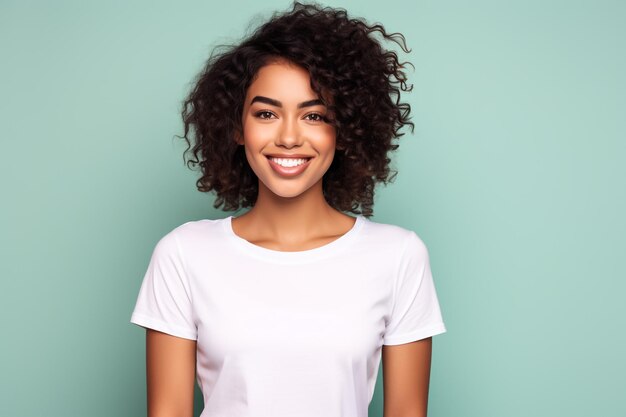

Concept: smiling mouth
[[266, 156, 313, 168], [265, 156, 313, 177]]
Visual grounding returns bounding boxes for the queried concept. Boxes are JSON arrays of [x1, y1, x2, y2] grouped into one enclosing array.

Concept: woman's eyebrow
[[250, 96, 324, 108]]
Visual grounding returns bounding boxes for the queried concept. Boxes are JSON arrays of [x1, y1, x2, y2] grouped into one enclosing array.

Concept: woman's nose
[[276, 116, 301, 148]]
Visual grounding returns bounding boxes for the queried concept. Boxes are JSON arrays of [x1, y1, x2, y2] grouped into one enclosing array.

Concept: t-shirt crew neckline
[[223, 214, 366, 264]]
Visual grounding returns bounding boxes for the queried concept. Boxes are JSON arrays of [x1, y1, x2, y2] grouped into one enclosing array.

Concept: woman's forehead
[[246, 64, 318, 104]]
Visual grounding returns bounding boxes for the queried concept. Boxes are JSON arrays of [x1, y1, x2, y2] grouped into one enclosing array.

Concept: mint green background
[[1, 1, 624, 416]]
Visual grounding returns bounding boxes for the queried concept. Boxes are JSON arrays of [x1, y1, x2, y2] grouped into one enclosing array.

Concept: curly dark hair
[[178, 1, 414, 217]]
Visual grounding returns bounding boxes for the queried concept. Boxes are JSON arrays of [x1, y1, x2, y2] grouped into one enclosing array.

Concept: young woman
[[130, 2, 446, 416]]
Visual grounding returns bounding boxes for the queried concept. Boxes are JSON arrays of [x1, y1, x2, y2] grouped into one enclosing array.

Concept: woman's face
[[238, 60, 336, 199]]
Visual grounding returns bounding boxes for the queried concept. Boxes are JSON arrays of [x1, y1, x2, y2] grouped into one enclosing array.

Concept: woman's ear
[[234, 129, 244, 146]]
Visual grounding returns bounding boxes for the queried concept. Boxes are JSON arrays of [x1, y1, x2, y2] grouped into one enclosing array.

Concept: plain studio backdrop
[[1, 1, 624, 416]]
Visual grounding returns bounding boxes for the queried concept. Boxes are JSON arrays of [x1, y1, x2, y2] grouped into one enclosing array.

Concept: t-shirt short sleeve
[[129, 231, 197, 340], [383, 231, 447, 345]]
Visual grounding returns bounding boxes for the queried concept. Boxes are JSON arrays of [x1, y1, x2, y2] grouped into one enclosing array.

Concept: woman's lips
[[266, 156, 312, 177]]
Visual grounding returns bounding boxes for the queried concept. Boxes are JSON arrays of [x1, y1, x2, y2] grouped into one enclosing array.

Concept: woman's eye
[[305, 113, 324, 122], [255, 111, 275, 119]]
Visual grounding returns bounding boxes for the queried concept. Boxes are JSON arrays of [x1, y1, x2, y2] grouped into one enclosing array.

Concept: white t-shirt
[[130, 214, 446, 417]]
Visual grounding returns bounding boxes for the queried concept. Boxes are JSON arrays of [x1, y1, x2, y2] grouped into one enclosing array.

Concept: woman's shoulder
[[157, 216, 230, 247], [361, 216, 429, 254], [361, 216, 423, 241]]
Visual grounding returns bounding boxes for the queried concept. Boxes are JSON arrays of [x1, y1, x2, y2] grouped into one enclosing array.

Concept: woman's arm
[[146, 329, 197, 417], [382, 337, 433, 417]]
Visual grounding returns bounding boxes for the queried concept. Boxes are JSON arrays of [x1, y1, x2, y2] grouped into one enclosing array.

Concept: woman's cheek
[[246, 121, 275, 145]]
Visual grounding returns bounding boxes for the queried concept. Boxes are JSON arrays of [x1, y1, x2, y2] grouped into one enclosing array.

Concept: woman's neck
[[231, 179, 356, 251]]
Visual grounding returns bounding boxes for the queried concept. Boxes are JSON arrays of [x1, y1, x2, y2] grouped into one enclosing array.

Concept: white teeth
[[269, 157, 309, 167]]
